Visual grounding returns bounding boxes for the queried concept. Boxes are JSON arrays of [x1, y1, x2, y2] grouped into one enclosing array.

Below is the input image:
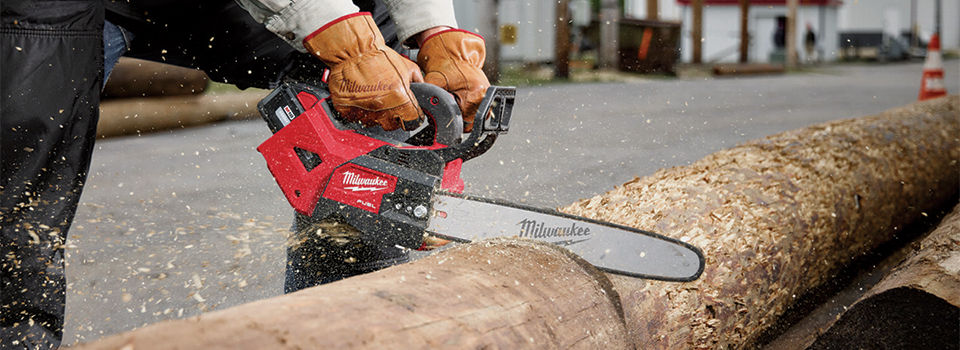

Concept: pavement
[[64, 61, 959, 345]]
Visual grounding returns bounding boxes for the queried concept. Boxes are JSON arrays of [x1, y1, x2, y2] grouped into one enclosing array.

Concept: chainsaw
[[256, 81, 704, 282]]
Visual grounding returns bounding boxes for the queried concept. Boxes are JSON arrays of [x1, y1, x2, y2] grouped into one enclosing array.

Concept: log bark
[[560, 95, 959, 348], [809, 202, 960, 349], [74, 96, 959, 349], [102, 57, 209, 98]]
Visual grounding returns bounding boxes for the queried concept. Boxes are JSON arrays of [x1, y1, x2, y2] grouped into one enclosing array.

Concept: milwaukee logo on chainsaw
[[324, 165, 397, 213], [517, 219, 592, 246], [342, 171, 389, 192]]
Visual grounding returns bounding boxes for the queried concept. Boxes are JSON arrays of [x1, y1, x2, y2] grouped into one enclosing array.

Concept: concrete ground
[[64, 61, 959, 345]]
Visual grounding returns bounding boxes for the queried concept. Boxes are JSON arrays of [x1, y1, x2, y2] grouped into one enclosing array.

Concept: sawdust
[[288, 218, 362, 249]]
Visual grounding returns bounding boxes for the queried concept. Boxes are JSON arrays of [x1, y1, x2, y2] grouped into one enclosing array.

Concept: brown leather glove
[[304, 13, 423, 131], [417, 29, 490, 132]]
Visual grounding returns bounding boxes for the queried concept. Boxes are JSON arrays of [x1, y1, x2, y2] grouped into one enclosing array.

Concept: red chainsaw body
[[256, 92, 464, 216]]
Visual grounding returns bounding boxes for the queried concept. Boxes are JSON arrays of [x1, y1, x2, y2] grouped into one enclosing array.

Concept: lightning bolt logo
[[344, 186, 387, 192]]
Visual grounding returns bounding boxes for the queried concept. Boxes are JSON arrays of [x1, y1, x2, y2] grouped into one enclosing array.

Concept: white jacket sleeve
[[235, 0, 459, 51], [382, 0, 459, 46], [236, 0, 358, 52]]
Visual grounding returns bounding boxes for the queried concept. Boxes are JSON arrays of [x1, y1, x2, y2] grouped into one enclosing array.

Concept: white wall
[[752, 6, 838, 63], [838, 0, 907, 31], [453, 0, 556, 62], [838, 0, 959, 50], [922, 0, 960, 49], [677, 5, 838, 63], [454, 0, 956, 64], [624, 0, 684, 21], [678, 6, 740, 63]]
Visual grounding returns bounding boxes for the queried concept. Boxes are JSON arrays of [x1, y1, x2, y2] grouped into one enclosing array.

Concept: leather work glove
[[304, 13, 424, 131], [418, 235, 452, 251], [417, 29, 490, 132]]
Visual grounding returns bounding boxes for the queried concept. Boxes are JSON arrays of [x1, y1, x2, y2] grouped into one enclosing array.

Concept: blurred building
[[452, 0, 958, 65], [453, 0, 557, 63], [627, 0, 958, 63], [836, 0, 959, 60], [671, 0, 841, 63]]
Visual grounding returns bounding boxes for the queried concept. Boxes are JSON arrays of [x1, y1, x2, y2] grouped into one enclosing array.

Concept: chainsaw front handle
[[434, 85, 515, 163], [409, 83, 463, 147]]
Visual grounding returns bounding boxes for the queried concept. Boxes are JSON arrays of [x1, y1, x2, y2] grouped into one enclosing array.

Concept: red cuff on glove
[[420, 28, 484, 47]]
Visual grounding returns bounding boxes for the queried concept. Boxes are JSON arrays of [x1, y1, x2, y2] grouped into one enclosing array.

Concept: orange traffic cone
[[918, 33, 947, 101]]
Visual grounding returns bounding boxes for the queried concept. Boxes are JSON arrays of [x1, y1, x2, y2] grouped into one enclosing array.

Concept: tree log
[[73, 96, 959, 349], [102, 58, 209, 98], [809, 202, 960, 349], [96, 90, 267, 138], [72, 240, 629, 349], [713, 63, 785, 76], [560, 95, 959, 348]]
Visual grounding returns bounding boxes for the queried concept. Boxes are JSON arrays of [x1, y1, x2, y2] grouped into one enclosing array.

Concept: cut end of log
[[810, 287, 959, 349]]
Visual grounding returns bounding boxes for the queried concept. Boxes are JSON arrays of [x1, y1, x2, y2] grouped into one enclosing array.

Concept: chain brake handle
[[427, 85, 515, 162], [406, 83, 463, 147]]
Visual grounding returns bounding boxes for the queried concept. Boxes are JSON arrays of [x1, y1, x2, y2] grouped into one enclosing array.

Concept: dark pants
[[1, 1, 104, 348], [1, 0, 407, 348], [283, 214, 410, 292]]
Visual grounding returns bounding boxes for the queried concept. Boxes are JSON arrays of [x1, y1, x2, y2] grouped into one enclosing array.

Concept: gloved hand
[[417, 29, 490, 132], [304, 13, 424, 131], [418, 235, 452, 251]]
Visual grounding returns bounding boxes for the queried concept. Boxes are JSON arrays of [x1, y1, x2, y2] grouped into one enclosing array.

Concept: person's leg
[[281, 0, 416, 293], [284, 214, 410, 292], [102, 20, 133, 86], [1, 1, 104, 348]]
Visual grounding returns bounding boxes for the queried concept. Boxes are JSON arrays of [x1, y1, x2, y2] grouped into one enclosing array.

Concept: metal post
[[818, 1, 825, 62], [935, 0, 942, 36], [739, 0, 750, 63], [692, 0, 703, 64], [647, 0, 658, 20], [480, 0, 500, 83], [555, 0, 571, 78], [911, 0, 918, 50], [598, 0, 620, 69], [786, 0, 798, 68]]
